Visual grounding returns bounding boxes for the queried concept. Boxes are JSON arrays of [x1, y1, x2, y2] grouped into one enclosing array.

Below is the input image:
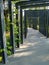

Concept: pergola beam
[[21, 2, 49, 9], [16, 0, 49, 6]]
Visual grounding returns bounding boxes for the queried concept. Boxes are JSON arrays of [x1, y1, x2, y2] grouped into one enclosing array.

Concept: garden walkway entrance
[[1, 28, 49, 65]]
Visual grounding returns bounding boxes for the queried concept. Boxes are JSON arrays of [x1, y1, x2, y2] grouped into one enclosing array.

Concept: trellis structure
[[25, 10, 38, 30], [15, 0, 49, 37], [0, 0, 49, 64], [25, 10, 46, 36]]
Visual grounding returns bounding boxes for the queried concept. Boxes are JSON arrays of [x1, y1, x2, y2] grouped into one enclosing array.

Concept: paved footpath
[[1, 28, 49, 65]]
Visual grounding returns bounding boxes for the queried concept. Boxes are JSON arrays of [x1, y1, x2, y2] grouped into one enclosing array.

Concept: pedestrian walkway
[[1, 28, 49, 65]]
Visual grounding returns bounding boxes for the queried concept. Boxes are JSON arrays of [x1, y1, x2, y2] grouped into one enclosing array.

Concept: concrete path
[[1, 28, 49, 65]]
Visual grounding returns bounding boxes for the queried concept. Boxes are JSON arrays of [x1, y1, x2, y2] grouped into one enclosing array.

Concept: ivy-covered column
[[15, 6, 19, 48], [0, 0, 7, 64], [19, 6, 23, 44], [8, 0, 15, 54]]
